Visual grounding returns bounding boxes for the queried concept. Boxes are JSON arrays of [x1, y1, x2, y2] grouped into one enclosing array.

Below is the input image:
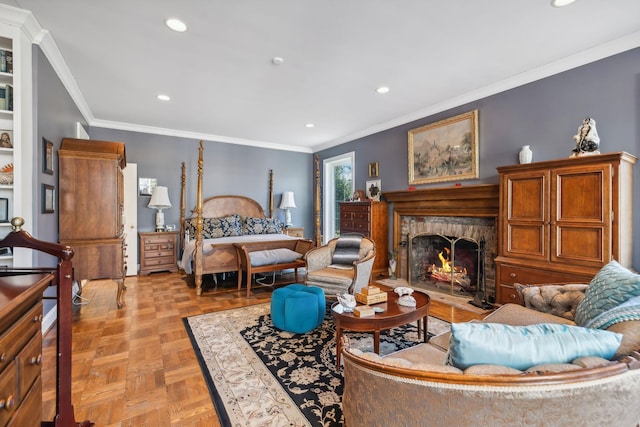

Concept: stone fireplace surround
[[384, 184, 499, 301]]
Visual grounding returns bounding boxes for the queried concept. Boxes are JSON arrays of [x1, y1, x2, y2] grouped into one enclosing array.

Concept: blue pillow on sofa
[[574, 260, 640, 326], [446, 322, 622, 370]]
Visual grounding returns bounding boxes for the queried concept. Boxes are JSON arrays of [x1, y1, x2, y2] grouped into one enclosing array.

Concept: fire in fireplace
[[409, 233, 481, 296]]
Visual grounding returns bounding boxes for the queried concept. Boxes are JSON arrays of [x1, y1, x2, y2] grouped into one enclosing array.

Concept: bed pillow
[[185, 214, 243, 239], [249, 248, 302, 267], [574, 261, 640, 326], [244, 217, 283, 235], [446, 322, 622, 370]]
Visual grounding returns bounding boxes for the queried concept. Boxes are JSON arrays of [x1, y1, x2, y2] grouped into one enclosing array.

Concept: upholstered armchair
[[304, 234, 376, 297]]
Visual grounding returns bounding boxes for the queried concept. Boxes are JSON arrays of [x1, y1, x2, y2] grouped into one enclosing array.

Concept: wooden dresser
[[0, 273, 51, 427], [59, 138, 127, 308], [494, 152, 636, 304], [339, 201, 388, 278], [139, 231, 179, 275]]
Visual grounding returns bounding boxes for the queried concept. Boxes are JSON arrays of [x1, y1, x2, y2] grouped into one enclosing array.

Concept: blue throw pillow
[[446, 322, 622, 370], [574, 261, 640, 326]]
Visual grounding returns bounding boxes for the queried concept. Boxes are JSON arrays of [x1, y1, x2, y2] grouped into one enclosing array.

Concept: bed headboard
[[197, 195, 266, 219]]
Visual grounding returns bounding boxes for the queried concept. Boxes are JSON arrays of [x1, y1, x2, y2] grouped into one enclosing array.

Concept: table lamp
[[279, 191, 296, 227], [148, 186, 172, 231]]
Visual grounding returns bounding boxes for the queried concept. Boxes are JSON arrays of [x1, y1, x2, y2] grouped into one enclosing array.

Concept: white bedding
[[180, 233, 300, 273]]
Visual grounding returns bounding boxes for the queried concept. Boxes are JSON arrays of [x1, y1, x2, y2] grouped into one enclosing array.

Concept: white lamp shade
[[279, 191, 296, 209], [148, 186, 172, 210]]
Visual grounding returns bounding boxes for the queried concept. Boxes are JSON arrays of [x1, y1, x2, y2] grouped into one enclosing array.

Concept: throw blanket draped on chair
[[331, 234, 363, 265]]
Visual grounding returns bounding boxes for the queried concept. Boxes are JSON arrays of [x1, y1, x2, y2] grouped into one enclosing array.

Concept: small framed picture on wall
[[368, 162, 379, 178], [43, 138, 54, 175], [42, 184, 55, 213]]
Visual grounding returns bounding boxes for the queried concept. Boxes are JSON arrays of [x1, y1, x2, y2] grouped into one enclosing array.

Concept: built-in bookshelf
[[0, 35, 13, 267]]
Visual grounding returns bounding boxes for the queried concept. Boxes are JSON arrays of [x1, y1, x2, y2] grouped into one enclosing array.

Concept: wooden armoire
[[339, 201, 389, 278], [58, 138, 127, 308], [494, 152, 636, 305]]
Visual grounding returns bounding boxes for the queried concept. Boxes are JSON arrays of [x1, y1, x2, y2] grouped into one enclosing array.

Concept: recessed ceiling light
[[165, 18, 187, 32], [157, 94, 171, 101], [551, 0, 576, 7], [376, 86, 390, 94], [272, 57, 284, 65], [305, 123, 315, 128]]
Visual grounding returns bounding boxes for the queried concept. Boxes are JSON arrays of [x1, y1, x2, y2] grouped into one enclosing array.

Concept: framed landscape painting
[[408, 110, 479, 185]]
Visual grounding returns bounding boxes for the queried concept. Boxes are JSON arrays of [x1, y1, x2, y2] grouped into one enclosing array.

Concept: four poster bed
[[179, 141, 313, 296]]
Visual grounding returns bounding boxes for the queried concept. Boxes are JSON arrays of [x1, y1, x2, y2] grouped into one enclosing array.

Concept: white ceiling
[[2, 0, 640, 153]]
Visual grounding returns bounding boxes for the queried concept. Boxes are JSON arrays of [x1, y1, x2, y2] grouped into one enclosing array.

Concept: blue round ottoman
[[271, 284, 326, 334]]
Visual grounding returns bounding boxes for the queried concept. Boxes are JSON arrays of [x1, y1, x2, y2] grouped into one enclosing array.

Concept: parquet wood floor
[[41, 272, 486, 426]]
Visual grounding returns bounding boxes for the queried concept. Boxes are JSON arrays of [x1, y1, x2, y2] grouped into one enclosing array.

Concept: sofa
[[342, 261, 640, 427]]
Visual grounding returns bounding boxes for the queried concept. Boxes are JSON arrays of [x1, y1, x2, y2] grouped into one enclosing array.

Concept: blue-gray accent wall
[[317, 47, 640, 271]]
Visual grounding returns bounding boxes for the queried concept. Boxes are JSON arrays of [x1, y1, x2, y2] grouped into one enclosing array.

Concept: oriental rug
[[183, 303, 450, 427]]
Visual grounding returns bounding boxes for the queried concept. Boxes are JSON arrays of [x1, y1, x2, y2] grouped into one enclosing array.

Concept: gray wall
[[318, 47, 640, 271], [89, 127, 314, 237], [33, 45, 87, 263]]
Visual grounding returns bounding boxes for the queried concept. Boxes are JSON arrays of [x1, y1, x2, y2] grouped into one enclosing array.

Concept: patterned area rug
[[183, 303, 450, 426]]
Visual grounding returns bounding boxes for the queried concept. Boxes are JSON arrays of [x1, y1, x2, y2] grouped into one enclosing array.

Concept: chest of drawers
[[0, 273, 51, 427], [339, 201, 388, 278], [139, 231, 179, 275]]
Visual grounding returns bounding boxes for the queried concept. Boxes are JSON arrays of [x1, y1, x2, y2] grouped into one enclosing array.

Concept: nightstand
[[138, 231, 179, 275], [284, 227, 304, 238]]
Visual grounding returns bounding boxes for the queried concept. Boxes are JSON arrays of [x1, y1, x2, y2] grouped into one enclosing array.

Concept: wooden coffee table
[[331, 290, 430, 368]]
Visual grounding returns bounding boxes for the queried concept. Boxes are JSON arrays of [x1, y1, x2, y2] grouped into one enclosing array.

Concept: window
[[323, 152, 354, 243]]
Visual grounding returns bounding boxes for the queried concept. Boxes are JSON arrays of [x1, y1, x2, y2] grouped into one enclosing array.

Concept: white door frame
[[322, 152, 354, 244]]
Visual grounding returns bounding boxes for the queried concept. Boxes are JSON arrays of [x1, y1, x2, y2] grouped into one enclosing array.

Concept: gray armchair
[[304, 235, 376, 297]]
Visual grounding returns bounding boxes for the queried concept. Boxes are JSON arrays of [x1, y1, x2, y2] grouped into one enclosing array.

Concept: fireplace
[[385, 185, 499, 302]]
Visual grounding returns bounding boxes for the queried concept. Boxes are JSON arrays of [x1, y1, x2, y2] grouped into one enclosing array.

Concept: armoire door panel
[[506, 224, 546, 258], [507, 176, 545, 221], [555, 167, 608, 222], [553, 225, 605, 265]]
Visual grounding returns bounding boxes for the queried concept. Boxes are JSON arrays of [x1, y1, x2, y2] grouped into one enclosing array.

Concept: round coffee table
[[331, 290, 430, 368]]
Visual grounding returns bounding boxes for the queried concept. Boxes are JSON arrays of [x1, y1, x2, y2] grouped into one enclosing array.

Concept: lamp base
[[155, 210, 165, 232]]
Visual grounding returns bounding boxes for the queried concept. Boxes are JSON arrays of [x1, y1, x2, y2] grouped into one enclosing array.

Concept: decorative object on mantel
[[279, 191, 296, 227], [148, 185, 172, 231], [0, 162, 12, 184], [408, 109, 479, 185], [571, 117, 600, 157], [519, 145, 533, 164]]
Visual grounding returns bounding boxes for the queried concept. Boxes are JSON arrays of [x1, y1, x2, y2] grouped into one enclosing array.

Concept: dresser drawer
[[341, 222, 370, 235], [16, 333, 42, 401], [144, 241, 175, 251], [0, 362, 18, 425], [143, 256, 175, 267], [0, 304, 42, 374], [499, 264, 587, 285], [7, 376, 41, 427], [143, 249, 175, 259]]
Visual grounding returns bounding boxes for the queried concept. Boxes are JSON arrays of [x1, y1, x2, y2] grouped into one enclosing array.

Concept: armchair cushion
[[446, 322, 622, 370]]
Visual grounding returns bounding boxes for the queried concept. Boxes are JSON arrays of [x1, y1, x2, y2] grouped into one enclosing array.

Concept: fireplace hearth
[[385, 185, 499, 302]]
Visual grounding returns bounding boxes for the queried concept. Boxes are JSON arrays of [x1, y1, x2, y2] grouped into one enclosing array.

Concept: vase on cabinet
[[519, 145, 533, 164]]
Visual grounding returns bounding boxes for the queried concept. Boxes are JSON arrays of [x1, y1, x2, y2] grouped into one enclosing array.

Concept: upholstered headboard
[[194, 195, 266, 219]]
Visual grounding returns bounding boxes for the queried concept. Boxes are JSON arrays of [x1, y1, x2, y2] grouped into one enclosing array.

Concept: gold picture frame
[[368, 162, 379, 178], [408, 110, 479, 185]]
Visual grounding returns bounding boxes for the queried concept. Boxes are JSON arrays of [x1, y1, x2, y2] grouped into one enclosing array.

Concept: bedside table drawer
[[143, 249, 174, 259]]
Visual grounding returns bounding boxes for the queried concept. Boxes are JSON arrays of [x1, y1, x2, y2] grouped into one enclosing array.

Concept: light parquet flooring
[[41, 272, 486, 426]]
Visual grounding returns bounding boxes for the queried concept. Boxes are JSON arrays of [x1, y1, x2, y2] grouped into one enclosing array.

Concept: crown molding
[[312, 30, 640, 153], [90, 119, 313, 153]]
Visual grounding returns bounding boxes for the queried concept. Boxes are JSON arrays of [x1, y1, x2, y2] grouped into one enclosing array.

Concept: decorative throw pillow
[[203, 214, 243, 238], [249, 248, 302, 267], [185, 214, 243, 239], [574, 261, 640, 326], [446, 322, 622, 370], [244, 217, 283, 235], [332, 233, 363, 265], [585, 295, 640, 330], [514, 283, 588, 321]]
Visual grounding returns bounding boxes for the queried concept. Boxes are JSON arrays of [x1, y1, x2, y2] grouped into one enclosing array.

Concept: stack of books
[[0, 84, 12, 111], [0, 49, 12, 74], [355, 286, 388, 305]]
